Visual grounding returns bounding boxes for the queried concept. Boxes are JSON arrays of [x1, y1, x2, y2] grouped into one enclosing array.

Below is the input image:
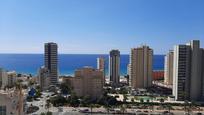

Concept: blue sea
[[0, 54, 164, 76]]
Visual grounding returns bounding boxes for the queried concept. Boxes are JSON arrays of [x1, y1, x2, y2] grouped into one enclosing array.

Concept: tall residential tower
[[130, 45, 153, 89], [173, 40, 204, 101], [97, 57, 105, 85], [109, 50, 120, 87], [44, 42, 58, 85], [164, 50, 174, 85]]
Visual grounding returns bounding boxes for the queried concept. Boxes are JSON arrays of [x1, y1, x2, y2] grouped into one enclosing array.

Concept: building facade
[[0, 89, 25, 115], [109, 50, 120, 87], [173, 40, 203, 101], [7, 71, 17, 88], [97, 57, 105, 85], [201, 48, 204, 98], [152, 70, 164, 81], [1, 70, 16, 88], [63, 67, 103, 99], [164, 50, 174, 85], [130, 45, 153, 89], [0, 68, 7, 88], [38, 66, 50, 91], [44, 42, 58, 85]]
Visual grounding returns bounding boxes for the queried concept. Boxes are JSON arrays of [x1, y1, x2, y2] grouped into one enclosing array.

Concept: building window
[[0, 106, 6, 115]]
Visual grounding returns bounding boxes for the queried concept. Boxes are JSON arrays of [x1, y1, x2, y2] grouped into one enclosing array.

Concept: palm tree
[[159, 98, 164, 110], [45, 100, 51, 112], [104, 105, 110, 114], [123, 94, 127, 103], [120, 104, 127, 114], [40, 112, 46, 115], [148, 102, 154, 112], [131, 98, 134, 103], [90, 104, 94, 114], [166, 104, 172, 113], [184, 100, 189, 113]]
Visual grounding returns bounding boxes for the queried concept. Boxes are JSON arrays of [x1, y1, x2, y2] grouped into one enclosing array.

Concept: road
[[27, 92, 204, 115]]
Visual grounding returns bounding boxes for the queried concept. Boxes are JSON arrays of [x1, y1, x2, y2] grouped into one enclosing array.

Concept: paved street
[[27, 92, 204, 115]]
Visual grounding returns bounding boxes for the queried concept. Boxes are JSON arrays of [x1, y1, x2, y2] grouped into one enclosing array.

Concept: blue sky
[[0, 0, 204, 54]]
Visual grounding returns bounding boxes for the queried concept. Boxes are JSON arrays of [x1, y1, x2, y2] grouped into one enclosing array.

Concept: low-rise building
[[1, 70, 17, 88], [38, 66, 50, 91], [152, 70, 164, 80], [63, 66, 103, 99], [7, 71, 17, 87]]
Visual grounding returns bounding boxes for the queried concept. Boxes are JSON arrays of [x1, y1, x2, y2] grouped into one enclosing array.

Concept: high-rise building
[[0, 68, 6, 88], [173, 40, 203, 101], [97, 57, 105, 85], [164, 50, 174, 85], [127, 64, 131, 85], [62, 67, 103, 99], [109, 50, 120, 87], [44, 42, 58, 85], [130, 45, 153, 89], [38, 66, 50, 91], [201, 48, 204, 98]]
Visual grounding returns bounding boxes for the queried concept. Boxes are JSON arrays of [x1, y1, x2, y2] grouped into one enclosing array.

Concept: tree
[[45, 100, 51, 112], [81, 95, 91, 106], [40, 112, 46, 115], [140, 98, 144, 103], [149, 102, 154, 112], [159, 98, 165, 110], [123, 94, 128, 103], [104, 105, 110, 114], [28, 80, 34, 86], [46, 111, 52, 115], [69, 92, 80, 106], [184, 100, 189, 113], [35, 89, 42, 98], [107, 96, 118, 106], [89, 104, 94, 113], [120, 104, 127, 114], [60, 82, 72, 95], [131, 98, 134, 103], [119, 87, 128, 94], [166, 104, 172, 113], [50, 95, 67, 107], [160, 98, 164, 103]]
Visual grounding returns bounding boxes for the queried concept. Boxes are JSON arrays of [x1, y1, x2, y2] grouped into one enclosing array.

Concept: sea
[[0, 54, 164, 76]]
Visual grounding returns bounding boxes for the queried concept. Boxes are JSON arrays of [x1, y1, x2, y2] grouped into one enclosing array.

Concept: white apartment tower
[[109, 50, 120, 87], [164, 50, 174, 85], [173, 40, 203, 101], [44, 42, 58, 85], [130, 45, 153, 89]]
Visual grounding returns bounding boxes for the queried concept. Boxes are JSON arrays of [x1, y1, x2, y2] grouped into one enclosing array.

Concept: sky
[[0, 0, 204, 54]]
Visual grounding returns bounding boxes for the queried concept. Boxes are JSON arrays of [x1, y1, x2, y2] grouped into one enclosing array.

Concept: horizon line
[[0, 53, 165, 55]]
